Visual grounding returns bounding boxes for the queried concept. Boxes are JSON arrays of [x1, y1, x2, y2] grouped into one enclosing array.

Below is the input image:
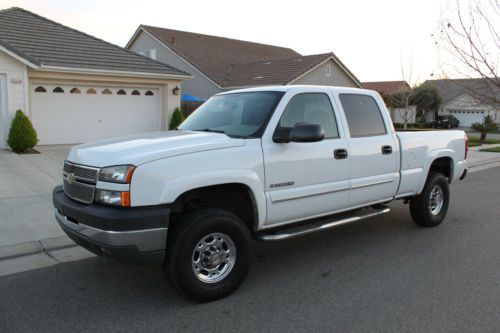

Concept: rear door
[[336, 92, 400, 207], [262, 89, 350, 226]]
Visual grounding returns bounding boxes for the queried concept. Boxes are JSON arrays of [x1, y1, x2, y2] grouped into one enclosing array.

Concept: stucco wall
[[129, 31, 221, 99], [0, 50, 28, 148], [290, 59, 358, 87]]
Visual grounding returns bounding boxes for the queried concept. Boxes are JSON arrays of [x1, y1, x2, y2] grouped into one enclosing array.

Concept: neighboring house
[[126, 26, 362, 100], [424, 78, 500, 126], [362, 80, 411, 96], [362, 81, 415, 124], [0, 8, 190, 148]]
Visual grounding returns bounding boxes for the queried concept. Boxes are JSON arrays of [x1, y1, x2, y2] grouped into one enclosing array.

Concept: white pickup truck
[[53, 85, 468, 301]]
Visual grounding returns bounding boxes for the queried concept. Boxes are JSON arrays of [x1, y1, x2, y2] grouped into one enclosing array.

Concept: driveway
[[0, 145, 72, 247]]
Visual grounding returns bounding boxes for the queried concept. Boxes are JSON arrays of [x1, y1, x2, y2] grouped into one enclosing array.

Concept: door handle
[[334, 149, 348, 159], [381, 145, 393, 155]]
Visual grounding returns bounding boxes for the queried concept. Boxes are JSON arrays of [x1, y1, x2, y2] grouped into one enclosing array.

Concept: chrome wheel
[[429, 185, 444, 215], [191, 233, 236, 284]]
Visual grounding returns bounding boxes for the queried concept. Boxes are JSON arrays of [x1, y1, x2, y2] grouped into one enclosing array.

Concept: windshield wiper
[[193, 128, 227, 134]]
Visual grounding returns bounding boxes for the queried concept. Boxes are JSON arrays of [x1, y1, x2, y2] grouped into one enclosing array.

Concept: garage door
[[448, 110, 485, 127], [31, 84, 160, 145]]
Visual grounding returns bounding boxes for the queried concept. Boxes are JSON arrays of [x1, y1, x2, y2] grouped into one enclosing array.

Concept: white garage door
[[31, 84, 161, 145], [448, 110, 485, 127]]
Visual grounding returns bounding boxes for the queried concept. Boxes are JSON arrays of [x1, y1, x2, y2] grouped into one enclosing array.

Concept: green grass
[[467, 136, 500, 147], [479, 147, 500, 153]]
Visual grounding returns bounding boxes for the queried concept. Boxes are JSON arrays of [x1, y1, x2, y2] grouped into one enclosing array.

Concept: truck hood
[[66, 131, 246, 167]]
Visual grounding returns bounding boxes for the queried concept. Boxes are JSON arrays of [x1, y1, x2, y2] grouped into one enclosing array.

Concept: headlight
[[95, 189, 130, 207], [99, 165, 135, 183]]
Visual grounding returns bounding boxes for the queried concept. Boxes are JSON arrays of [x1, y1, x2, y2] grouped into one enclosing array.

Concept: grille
[[63, 161, 99, 183], [63, 178, 95, 204], [63, 161, 99, 204]]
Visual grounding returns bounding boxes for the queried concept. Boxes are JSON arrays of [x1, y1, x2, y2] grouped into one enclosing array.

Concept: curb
[[0, 235, 76, 261]]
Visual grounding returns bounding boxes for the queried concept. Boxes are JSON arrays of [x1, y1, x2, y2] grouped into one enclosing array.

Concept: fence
[[181, 101, 204, 118]]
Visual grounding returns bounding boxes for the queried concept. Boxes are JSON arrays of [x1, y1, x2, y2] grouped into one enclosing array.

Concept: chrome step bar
[[258, 206, 391, 241]]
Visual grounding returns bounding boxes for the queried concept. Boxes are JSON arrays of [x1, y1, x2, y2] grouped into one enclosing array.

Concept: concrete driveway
[[0, 145, 72, 247]]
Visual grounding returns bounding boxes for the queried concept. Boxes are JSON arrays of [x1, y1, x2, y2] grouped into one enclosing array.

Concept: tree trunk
[[480, 132, 487, 144]]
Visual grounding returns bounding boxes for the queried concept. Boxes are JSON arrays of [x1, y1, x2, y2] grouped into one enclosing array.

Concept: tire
[[164, 208, 251, 302], [410, 172, 450, 227]]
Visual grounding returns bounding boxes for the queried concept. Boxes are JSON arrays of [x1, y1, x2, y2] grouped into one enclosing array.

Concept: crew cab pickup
[[53, 85, 468, 301]]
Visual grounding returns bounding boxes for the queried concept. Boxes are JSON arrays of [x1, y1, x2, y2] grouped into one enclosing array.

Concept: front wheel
[[164, 208, 251, 302], [410, 172, 450, 227]]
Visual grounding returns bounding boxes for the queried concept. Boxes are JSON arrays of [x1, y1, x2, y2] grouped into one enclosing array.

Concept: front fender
[[159, 169, 266, 226]]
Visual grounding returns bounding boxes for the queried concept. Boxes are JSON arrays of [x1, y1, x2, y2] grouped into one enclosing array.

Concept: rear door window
[[339, 94, 386, 137]]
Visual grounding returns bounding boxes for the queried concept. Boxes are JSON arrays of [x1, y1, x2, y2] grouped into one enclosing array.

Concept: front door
[[262, 92, 350, 226]]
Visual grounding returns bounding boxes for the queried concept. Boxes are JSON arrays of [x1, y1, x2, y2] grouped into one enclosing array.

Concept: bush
[[7, 110, 38, 153], [169, 107, 185, 130]]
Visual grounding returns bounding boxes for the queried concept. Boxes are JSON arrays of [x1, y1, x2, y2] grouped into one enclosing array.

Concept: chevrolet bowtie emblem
[[66, 173, 75, 185]]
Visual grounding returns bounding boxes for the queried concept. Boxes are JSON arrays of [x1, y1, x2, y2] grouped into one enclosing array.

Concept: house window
[[145, 49, 157, 60], [70, 87, 81, 94], [86, 88, 97, 94], [53, 87, 64, 93], [131, 90, 140, 96], [34, 86, 46, 93], [145, 90, 154, 96], [117, 89, 127, 95], [325, 65, 331, 77], [102, 88, 112, 95]]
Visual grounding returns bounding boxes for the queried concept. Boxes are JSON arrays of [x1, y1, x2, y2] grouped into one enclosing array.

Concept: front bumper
[[53, 186, 170, 264]]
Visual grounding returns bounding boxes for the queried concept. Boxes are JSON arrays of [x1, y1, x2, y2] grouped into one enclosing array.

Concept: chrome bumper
[[55, 209, 167, 252]]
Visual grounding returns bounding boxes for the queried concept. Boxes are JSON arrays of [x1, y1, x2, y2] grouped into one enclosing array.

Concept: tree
[[7, 110, 38, 153], [471, 115, 499, 144], [435, 0, 499, 104], [410, 84, 442, 122], [169, 107, 185, 130]]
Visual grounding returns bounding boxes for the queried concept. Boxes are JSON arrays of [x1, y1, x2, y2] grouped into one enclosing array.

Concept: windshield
[[179, 91, 284, 138]]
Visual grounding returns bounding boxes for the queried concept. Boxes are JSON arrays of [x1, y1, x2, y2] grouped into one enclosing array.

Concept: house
[[423, 78, 500, 126], [362, 81, 415, 124], [362, 81, 411, 96], [126, 26, 362, 100], [0, 8, 191, 148]]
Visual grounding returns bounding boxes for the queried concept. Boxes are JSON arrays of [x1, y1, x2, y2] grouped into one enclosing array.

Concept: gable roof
[[129, 25, 361, 88], [362, 81, 411, 95], [0, 7, 190, 78], [423, 78, 500, 107], [221, 53, 342, 88]]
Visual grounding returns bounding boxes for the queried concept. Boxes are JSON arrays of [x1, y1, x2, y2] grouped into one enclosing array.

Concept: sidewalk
[[1, 144, 500, 277]]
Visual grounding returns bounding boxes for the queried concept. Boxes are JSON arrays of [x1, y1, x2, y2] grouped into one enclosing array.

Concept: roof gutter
[[36, 65, 193, 80], [0, 44, 40, 69]]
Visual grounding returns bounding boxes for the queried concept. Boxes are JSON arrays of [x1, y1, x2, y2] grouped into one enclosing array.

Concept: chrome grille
[[63, 161, 99, 183], [63, 161, 99, 204]]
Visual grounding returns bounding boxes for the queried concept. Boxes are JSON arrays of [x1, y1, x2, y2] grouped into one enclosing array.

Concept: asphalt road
[[1, 167, 499, 332]]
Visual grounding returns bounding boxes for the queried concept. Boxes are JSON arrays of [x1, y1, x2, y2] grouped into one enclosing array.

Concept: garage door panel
[[31, 84, 160, 145]]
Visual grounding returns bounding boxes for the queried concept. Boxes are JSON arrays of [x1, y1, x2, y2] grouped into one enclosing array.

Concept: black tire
[[410, 172, 450, 227], [164, 208, 251, 302]]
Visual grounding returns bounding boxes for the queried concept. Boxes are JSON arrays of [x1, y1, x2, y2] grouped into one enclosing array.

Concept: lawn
[[479, 147, 500, 153], [467, 136, 500, 147]]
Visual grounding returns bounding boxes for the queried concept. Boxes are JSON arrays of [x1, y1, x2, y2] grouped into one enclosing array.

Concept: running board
[[257, 206, 391, 241]]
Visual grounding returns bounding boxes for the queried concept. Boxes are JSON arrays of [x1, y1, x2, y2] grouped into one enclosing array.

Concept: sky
[[0, 0, 451, 83]]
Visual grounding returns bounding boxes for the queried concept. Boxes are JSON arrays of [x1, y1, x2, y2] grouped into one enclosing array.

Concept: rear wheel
[[410, 172, 450, 227], [164, 208, 251, 302]]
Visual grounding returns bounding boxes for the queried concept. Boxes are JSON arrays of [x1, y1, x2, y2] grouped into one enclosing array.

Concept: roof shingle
[[139, 25, 301, 86], [423, 78, 500, 107], [0, 7, 189, 77], [362, 81, 411, 95]]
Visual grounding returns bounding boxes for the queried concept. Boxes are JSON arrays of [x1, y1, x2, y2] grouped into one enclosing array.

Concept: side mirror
[[273, 122, 324, 143]]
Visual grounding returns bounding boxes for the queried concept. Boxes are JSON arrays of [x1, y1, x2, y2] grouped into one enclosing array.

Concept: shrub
[[471, 115, 498, 144], [7, 110, 38, 153], [169, 107, 185, 130]]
